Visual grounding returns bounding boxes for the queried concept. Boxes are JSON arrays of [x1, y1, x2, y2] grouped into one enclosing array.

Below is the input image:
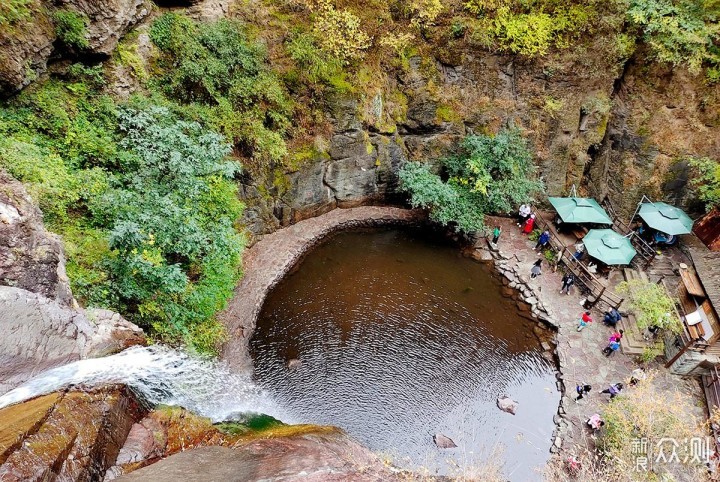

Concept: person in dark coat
[[535, 229, 551, 251]]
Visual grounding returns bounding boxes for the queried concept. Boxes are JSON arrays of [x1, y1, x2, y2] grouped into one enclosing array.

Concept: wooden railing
[[534, 211, 624, 311]]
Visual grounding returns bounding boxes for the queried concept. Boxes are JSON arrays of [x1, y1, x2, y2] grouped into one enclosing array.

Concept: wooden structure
[[664, 244, 720, 376], [694, 209, 720, 251], [534, 211, 624, 311], [600, 195, 656, 269]]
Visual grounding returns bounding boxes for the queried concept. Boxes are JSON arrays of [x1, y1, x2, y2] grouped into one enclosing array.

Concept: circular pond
[[250, 228, 560, 480]]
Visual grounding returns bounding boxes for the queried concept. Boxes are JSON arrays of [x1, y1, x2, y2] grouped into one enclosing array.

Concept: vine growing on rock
[[399, 128, 543, 233]]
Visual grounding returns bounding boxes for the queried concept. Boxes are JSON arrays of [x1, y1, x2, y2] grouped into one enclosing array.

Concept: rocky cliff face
[[0, 287, 145, 395], [0, 0, 150, 96], [0, 170, 72, 303]]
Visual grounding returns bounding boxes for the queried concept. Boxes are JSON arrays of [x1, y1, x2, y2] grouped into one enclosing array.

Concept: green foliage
[[638, 341, 664, 363], [689, 156, 720, 211], [617, 280, 681, 333], [0, 0, 31, 26], [54, 9, 90, 49], [464, 1, 602, 56], [399, 129, 543, 233], [149, 14, 292, 164], [286, 32, 346, 85], [306, 0, 371, 65], [627, 0, 720, 76], [0, 78, 245, 355]]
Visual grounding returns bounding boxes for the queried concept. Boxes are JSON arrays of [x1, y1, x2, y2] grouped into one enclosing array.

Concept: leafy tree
[[689, 156, 720, 211], [399, 129, 543, 233], [88, 105, 245, 352]]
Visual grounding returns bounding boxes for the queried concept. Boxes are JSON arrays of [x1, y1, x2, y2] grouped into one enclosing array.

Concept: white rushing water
[[0, 345, 284, 422]]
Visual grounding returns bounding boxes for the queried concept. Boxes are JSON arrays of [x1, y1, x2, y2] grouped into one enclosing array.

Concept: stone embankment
[[220, 206, 425, 372]]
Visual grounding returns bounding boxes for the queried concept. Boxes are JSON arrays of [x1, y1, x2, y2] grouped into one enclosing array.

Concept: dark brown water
[[250, 229, 559, 480]]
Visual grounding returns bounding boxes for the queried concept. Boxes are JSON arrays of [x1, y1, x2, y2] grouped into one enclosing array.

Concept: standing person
[[630, 368, 646, 386], [560, 272, 575, 294], [577, 311, 593, 331], [535, 229, 551, 251], [610, 329, 624, 342], [517, 204, 531, 226], [491, 225, 502, 245], [522, 214, 536, 234], [572, 241, 585, 261], [530, 259, 542, 279], [574, 383, 592, 402], [600, 382, 624, 399]]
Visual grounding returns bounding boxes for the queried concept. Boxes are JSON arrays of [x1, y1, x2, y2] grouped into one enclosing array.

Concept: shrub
[[688, 156, 720, 212], [306, 0, 371, 65], [600, 372, 707, 478], [149, 14, 292, 164], [286, 32, 345, 85], [399, 129, 543, 233], [406, 0, 444, 29], [54, 9, 90, 49], [616, 279, 681, 333], [627, 0, 720, 76], [464, 0, 601, 57]]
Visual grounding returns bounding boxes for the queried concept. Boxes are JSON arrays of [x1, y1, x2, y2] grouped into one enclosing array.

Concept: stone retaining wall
[[219, 206, 425, 372]]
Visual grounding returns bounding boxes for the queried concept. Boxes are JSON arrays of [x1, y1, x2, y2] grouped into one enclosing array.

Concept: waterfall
[[0, 345, 283, 422]]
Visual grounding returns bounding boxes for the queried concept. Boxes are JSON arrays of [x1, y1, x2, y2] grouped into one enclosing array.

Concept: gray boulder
[[0, 170, 72, 304], [433, 433, 457, 449], [497, 396, 518, 415], [0, 286, 144, 395]]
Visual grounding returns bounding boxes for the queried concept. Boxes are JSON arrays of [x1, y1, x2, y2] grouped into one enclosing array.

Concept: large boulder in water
[[0, 386, 146, 480], [497, 396, 518, 415], [433, 433, 457, 449], [0, 286, 145, 395]]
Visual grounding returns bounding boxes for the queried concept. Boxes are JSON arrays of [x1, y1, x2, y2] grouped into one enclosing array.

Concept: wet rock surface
[[0, 286, 144, 395], [0, 386, 145, 481], [118, 432, 405, 482]]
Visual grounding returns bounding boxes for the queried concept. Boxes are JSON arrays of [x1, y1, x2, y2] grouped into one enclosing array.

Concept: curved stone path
[[219, 206, 425, 372]]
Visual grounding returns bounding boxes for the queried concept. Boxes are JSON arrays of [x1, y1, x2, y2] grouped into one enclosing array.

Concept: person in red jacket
[[577, 311, 593, 331], [522, 214, 536, 234]]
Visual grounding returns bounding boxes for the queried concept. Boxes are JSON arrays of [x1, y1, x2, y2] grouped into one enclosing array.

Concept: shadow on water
[[250, 228, 560, 481]]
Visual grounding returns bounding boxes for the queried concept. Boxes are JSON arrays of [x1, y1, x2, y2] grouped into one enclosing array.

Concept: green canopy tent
[[583, 229, 637, 265], [637, 202, 693, 236], [548, 197, 613, 225]]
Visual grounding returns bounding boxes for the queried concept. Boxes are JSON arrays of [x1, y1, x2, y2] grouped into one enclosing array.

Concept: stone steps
[[619, 268, 650, 356]]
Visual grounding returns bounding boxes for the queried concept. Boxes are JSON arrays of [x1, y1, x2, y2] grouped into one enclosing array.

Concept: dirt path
[[219, 206, 424, 372]]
